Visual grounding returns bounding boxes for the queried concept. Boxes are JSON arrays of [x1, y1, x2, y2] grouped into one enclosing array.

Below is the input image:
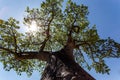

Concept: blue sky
[[0, 0, 120, 80]]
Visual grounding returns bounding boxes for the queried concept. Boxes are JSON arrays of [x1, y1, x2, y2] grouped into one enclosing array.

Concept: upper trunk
[[41, 49, 95, 80]]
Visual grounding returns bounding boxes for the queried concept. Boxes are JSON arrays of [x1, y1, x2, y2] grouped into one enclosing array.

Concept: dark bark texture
[[41, 50, 95, 80]]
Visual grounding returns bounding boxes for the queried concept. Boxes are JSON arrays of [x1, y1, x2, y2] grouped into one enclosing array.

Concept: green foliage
[[0, 18, 45, 76], [0, 0, 120, 76]]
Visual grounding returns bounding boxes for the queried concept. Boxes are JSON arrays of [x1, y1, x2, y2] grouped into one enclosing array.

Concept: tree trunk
[[41, 49, 95, 80]]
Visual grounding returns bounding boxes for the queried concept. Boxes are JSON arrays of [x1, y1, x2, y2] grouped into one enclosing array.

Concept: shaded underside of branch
[[0, 46, 51, 61]]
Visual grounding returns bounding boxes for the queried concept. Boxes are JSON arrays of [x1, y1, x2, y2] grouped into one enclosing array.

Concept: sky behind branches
[[0, 0, 120, 80]]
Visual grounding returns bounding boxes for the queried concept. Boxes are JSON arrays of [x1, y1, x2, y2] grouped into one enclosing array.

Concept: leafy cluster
[[0, 18, 45, 76]]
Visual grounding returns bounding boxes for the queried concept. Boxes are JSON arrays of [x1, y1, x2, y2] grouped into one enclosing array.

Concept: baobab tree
[[0, 0, 120, 80]]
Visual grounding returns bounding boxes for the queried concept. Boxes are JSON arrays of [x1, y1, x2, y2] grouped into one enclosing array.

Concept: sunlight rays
[[28, 21, 38, 32]]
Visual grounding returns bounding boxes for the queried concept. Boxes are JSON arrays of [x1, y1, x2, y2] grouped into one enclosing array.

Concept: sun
[[28, 21, 38, 32]]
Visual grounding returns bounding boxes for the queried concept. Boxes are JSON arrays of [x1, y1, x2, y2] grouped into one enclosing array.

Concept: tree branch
[[0, 46, 51, 61], [39, 7, 54, 52], [67, 19, 76, 43], [11, 27, 17, 52], [0, 46, 16, 55], [16, 51, 51, 61]]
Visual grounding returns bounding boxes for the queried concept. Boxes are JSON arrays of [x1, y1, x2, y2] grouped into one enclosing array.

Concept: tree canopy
[[0, 0, 120, 76]]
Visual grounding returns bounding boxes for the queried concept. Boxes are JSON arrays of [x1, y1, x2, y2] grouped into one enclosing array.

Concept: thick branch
[[67, 19, 76, 44], [16, 51, 51, 61], [0, 46, 16, 54], [0, 46, 51, 61], [65, 19, 77, 59]]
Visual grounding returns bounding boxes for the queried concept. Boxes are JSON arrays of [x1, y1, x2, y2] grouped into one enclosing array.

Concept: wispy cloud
[[0, 7, 8, 18]]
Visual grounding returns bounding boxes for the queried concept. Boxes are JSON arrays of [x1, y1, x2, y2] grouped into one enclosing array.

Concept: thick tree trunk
[[41, 49, 95, 80]]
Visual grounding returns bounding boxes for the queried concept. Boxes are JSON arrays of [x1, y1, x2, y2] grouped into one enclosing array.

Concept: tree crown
[[0, 0, 120, 76]]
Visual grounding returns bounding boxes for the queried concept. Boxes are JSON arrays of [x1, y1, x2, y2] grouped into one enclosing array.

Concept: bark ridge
[[41, 52, 95, 80]]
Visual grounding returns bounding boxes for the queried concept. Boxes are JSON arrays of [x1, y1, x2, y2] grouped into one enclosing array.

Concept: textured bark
[[0, 40, 95, 80], [0, 46, 51, 61], [41, 50, 95, 80], [14, 51, 51, 61]]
